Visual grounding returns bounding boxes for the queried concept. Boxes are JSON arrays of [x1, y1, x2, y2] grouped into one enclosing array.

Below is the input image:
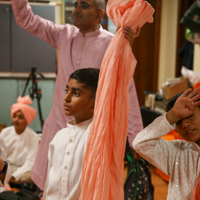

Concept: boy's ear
[[89, 99, 95, 112]]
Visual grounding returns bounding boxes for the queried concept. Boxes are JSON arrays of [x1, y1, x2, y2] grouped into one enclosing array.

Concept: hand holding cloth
[[80, 1, 154, 200]]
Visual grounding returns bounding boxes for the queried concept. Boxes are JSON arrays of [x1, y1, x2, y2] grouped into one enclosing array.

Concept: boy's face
[[63, 78, 95, 124], [175, 107, 200, 143], [12, 110, 27, 134]]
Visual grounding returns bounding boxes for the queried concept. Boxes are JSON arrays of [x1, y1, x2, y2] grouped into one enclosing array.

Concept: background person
[[133, 87, 200, 200], [11, 0, 143, 190], [43, 68, 100, 199], [1, 95, 39, 185]]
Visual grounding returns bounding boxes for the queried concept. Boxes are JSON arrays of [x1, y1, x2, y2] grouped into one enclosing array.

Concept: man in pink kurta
[[11, 0, 143, 190]]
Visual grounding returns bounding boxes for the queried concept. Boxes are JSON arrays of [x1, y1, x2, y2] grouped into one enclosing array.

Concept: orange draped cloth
[[80, 1, 154, 200]]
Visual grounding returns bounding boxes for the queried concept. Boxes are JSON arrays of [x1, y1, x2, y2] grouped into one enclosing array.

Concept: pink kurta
[[11, 0, 143, 190], [80, 0, 154, 199]]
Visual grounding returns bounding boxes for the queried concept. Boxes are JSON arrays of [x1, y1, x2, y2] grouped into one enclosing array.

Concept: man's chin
[[72, 20, 82, 28]]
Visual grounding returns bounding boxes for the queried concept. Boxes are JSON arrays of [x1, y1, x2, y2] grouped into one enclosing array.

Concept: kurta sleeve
[[0, 137, 11, 188], [12, 134, 39, 181], [132, 114, 177, 176], [11, 0, 71, 48]]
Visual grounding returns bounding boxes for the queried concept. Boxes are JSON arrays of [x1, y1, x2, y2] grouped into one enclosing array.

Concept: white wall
[[158, 0, 179, 89], [193, 44, 200, 72]]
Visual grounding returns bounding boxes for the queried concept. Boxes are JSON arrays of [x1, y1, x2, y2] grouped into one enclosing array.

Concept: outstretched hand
[[166, 87, 200, 124], [116, 26, 141, 47]]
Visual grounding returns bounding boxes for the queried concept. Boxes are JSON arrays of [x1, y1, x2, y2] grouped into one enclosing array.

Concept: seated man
[[1, 95, 39, 185]]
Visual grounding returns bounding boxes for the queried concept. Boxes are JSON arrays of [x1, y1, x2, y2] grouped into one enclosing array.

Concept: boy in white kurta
[[1, 95, 39, 184], [43, 68, 99, 200], [133, 87, 200, 200]]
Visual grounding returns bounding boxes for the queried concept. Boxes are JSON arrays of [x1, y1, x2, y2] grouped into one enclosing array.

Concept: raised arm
[[11, 0, 72, 48], [132, 114, 177, 176], [166, 87, 200, 125]]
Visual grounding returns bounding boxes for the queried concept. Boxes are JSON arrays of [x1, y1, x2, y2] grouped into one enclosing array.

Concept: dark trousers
[[0, 191, 18, 200]]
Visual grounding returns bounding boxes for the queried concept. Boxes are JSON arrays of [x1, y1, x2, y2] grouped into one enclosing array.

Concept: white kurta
[[133, 114, 200, 200], [43, 118, 93, 200], [1, 126, 39, 181], [0, 136, 11, 192]]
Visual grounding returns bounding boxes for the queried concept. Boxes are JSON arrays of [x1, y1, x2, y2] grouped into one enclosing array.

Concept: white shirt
[[43, 118, 93, 200], [1, 126, 39, 181], [133, 114, 200, 200], [0, 136, 11, 192]]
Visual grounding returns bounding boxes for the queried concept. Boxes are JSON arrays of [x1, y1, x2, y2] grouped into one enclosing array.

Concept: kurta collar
[[13, 126, 28, 136], [67, 118, 93, 132], [78, 25, 103, 38]]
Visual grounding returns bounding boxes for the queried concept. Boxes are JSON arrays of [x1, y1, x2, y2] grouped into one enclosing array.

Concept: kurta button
[[67, 152, 70, 155], [69, 139, 73, 143], [64, 166, 68, 169]]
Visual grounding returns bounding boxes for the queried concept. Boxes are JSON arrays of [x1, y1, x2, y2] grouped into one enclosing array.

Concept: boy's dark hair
[[167, 93, 182, 112], [167, 91, 200, 112], [69, 68, 100, 98]]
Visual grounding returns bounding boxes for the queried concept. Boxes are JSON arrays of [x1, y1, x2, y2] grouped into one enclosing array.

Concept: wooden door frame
[[133, 0, 162, 105], [175, 0, 196, 77]]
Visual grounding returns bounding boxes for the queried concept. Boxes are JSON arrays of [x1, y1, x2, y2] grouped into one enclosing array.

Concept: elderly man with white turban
[[1, 95, 39, 185]]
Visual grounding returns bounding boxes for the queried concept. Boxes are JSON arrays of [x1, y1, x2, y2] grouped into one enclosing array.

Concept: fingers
[[192, 86, 200, 96], [124, 27, 134, 35], [181, 87, 200, 107], [124, 27, 134, 47], [195, 99, 200, 107], [124, 28, 134, 38], [181, 88, 192, 98], [187, 87, 200, 99], [134, 27, 141, 38]]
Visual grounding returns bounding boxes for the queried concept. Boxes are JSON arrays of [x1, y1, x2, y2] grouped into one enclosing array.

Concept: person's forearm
[[133, 114, 174, 149], [166, 109, 181, 125], [132, 114, 175, 175], [11, 0, 58, 48]]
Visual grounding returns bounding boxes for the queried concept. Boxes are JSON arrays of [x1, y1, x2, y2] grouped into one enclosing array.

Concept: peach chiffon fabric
[[80, 1, 154, 200]]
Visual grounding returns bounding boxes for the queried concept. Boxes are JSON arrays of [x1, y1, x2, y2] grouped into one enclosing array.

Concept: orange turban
[[11, 95, 36, 125]]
